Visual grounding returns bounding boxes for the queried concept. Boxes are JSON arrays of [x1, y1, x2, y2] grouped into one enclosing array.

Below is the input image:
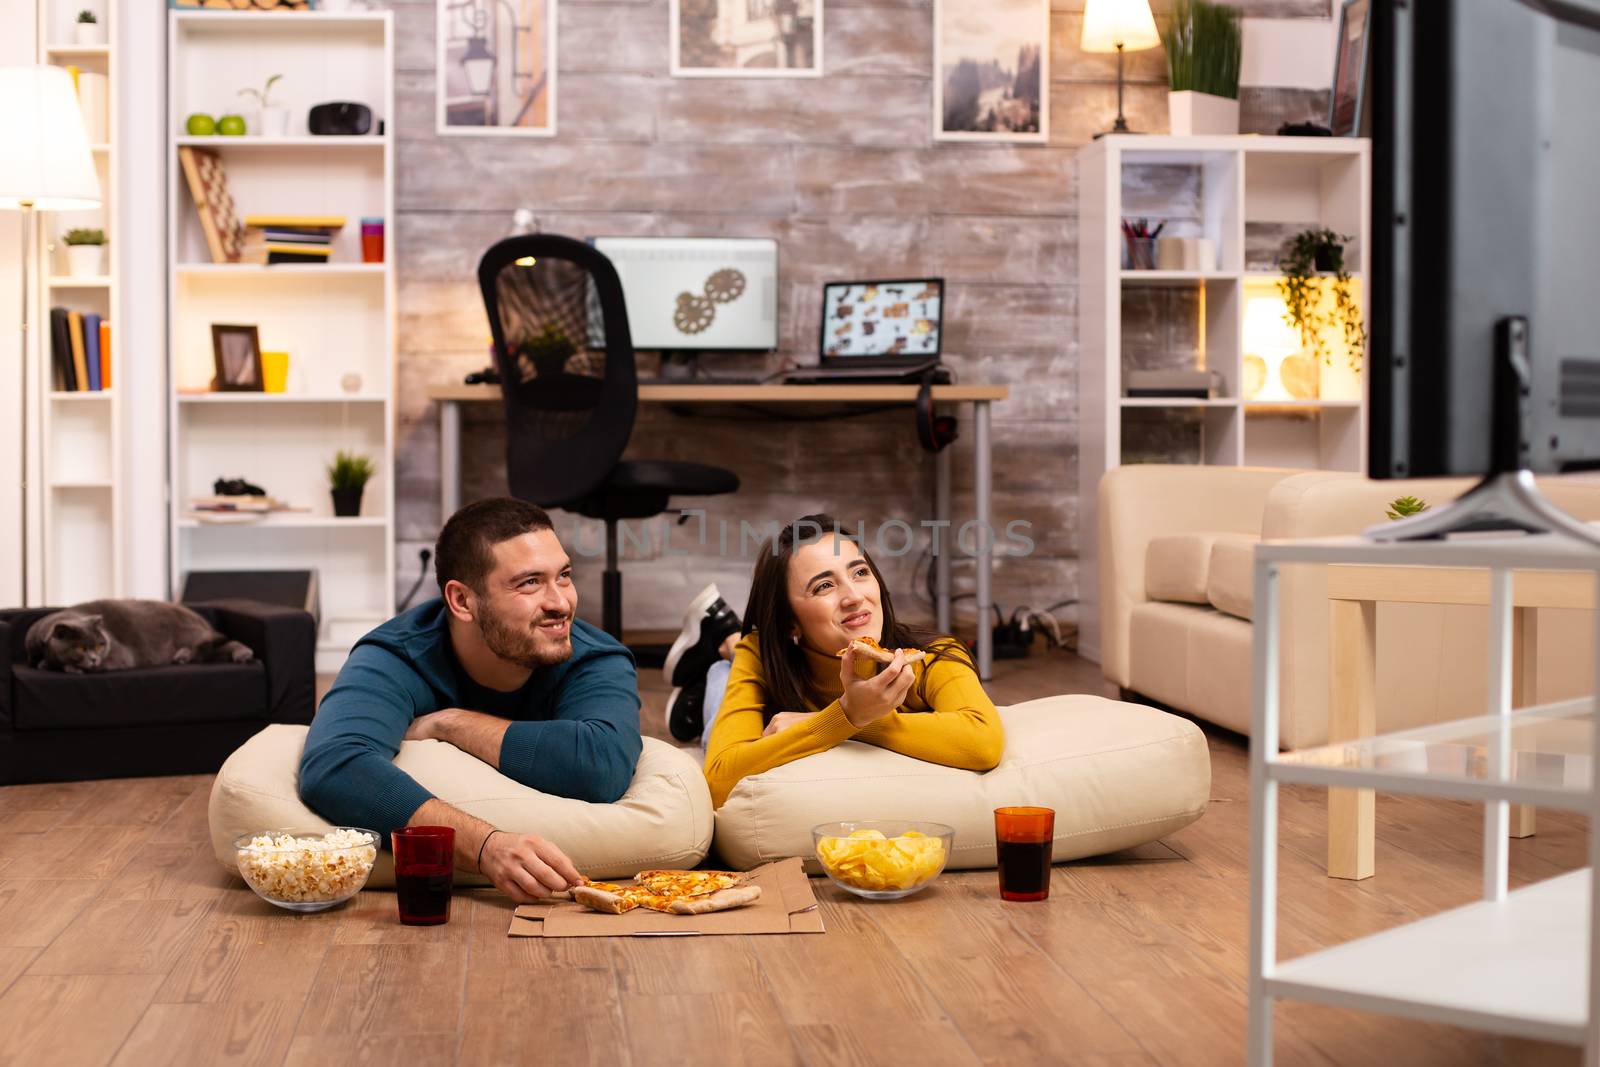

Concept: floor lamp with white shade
[[0, 66, 102, 607]]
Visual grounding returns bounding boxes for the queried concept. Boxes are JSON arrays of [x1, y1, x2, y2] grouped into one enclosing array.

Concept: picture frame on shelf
[[1328, 0, 1371, 137], [211, 324, 264, 391], [933, 0, 1048, 143], [436, 0, 556, 136], [670, 0, 824, 78]]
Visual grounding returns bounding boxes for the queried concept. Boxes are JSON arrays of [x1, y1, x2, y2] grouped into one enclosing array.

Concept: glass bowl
[[233, 827, 380, 913], [811, 820, 955, 900]]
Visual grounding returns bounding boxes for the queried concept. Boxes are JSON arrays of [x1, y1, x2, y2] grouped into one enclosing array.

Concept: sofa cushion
[[1205, 535, 1258, 621], [1128, 602, 1197, 711], [1146, 533, 1223, 605], [208, 724, 713, 887], [713, 696, 1210, 872], [12, 663, 267, 731]]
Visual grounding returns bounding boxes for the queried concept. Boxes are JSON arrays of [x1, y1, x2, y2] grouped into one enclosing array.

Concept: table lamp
[[1081, 0, 1162, 135], [0, 66, 102, 606]]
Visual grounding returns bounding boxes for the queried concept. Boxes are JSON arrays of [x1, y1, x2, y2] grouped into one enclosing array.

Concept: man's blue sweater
[[298, 599, 642, 836]]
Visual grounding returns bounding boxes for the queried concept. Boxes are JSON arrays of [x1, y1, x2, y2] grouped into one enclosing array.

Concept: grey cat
[[24, 600, 256, 673]]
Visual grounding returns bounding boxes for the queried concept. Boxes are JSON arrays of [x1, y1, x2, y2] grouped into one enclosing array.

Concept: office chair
[[477, 234, 739, 654]]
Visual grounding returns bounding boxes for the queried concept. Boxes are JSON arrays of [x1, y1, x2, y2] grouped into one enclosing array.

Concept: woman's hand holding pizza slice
[[837, 641, 916, 728]]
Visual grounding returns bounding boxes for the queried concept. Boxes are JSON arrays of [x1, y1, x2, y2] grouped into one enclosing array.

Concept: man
[[299, 498, 642, 902]]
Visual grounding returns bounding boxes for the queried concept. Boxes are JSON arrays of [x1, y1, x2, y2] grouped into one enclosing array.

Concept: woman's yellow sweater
[[702, 632, 1005, 808]]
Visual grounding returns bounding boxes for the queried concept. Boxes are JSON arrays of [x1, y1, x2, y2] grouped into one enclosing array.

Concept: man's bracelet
[[476, 829, 501, 873]]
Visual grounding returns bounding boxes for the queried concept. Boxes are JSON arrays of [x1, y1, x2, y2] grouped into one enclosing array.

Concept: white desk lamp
[[0, 66, 102, 606], [1081, 0, 1162, 135]]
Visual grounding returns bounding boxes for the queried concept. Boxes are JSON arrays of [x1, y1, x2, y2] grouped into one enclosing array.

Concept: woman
[[663, 514, 1005, 808]]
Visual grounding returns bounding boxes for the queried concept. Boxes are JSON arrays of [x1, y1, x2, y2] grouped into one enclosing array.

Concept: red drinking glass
[[392, 825, 455, 925], [994, 806, 1054, 902]]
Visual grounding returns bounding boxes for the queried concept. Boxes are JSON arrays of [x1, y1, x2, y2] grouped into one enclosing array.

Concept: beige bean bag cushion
[[208, 724, 713, 887], [714, 695, 1210, 871]]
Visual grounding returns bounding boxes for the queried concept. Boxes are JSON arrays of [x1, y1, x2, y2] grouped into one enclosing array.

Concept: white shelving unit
[[1075, 134, 1371, 662], [1247, 532, 1600, 1064], [32, 0, 121, 606], [167, 10, 395, 672]]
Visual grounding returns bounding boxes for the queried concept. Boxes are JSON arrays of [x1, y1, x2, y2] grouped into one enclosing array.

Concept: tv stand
[[1368, 316, 1600, 548], [1368, 470, 1600, 547], [650, 351, 765, 385]]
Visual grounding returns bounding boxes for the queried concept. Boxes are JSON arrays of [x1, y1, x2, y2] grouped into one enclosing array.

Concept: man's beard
[[477, 600, 574, 669]]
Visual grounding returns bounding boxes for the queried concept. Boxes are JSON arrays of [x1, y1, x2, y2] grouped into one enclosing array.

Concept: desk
[[1325, 564, 1594, 879], [427, 383, 1010, 678]]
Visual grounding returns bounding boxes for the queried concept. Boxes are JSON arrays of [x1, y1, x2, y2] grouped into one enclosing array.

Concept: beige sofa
[[1098, 465, 1600, 749]]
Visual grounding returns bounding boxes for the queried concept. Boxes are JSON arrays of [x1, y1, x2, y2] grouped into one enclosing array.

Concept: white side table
[[1248, 533, 1600, 1065]]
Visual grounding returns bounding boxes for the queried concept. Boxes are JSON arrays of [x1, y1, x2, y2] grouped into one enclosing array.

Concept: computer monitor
[[820, 278, 944, 366], [1369, 0, 1600, 479], [587, 236, 778, 353]]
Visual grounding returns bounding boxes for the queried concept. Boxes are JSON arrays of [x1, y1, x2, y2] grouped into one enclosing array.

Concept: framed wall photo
[[1329, 0, 1371, 137], [671, 0, 823, 78], [934, 0, 1048, 143], [437, 0, 557, 136], [211, 324, 264, 392]]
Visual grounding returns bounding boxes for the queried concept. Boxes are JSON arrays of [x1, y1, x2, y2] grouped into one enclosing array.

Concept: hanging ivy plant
[[1276, 228, 1365, 372]]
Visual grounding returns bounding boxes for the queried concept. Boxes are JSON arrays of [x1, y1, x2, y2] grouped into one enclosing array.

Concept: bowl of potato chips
[[811, 821, 954, 900]]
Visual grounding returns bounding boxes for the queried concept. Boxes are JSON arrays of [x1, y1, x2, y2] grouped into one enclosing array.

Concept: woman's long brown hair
[[743, 513, 978, 720]]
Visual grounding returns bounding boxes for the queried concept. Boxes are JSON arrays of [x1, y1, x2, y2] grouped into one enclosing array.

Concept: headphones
[[915, 367, 958, 453]]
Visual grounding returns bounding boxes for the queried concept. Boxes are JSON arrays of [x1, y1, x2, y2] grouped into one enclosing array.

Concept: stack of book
[[48, 307, 111, 392], [239, 215, 346, 265]]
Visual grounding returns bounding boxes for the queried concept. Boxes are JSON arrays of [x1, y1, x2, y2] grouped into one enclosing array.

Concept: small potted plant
[[238, 74, 287, 137], [1160, 0, 1242, 136], [1386, 496, 1429, 521], [62, 227, 106, 278], [1277, 228, 1366, 373], [74, 10, 104, 46], [327, 450, 375, 518]]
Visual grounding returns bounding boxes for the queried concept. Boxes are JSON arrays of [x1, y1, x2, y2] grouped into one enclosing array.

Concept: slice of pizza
[[571, 871, 761, 915], [571, 880, 674, 915], [834, 635, 926, 666], [633, 869, 745, 898]]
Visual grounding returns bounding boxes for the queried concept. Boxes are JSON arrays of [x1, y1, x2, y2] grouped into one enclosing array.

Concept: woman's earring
[[791, 633, 800, 645]]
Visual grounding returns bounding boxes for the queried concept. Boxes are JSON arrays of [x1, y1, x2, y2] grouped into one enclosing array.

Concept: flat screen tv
[[1369, 0, 1600, 480]]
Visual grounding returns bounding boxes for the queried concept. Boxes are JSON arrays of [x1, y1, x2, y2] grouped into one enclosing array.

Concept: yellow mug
[[261, 351, 289, 393]]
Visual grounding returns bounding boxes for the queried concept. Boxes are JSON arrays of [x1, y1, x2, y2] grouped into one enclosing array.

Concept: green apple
[[185, 113, 217, 136], [217, 114, 247, 136]]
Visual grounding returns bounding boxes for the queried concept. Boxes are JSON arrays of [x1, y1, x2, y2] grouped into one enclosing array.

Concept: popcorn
[[235, 829, 378, 904]]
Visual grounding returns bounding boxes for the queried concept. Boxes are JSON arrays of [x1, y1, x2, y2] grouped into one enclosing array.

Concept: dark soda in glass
[[996, 838, 1053, 901], [993, 806, 1055, 902], [395, 864, 453, 925], [392, 826, 455, 926]]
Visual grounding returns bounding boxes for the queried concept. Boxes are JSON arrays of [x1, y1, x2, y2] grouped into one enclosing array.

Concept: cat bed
[[208, 724, 714, 887], [713, 695, 1211, 871]]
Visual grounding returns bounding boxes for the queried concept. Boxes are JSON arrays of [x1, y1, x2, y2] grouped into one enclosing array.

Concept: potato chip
[[816, 829, 947, 892]]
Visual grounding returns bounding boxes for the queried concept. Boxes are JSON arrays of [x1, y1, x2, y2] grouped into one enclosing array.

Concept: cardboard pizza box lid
[[508, 857, 825, 938]]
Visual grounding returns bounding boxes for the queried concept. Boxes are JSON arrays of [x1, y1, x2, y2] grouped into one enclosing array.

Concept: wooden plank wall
[[384, 0, 1332, 631]]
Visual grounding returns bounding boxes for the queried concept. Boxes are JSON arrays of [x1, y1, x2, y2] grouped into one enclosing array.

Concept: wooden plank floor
[[0, 650, 1585, 1066]]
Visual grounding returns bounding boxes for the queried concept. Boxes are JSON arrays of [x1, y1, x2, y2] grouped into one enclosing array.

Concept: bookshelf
[[1075, 134, 1371, 663], [33, 0, 120, 606], [167, 10, 396, 672]]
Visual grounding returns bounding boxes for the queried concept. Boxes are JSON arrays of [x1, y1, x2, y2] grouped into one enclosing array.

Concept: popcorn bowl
[[811, 820, 955, 900], [233, 827, 380, 913]]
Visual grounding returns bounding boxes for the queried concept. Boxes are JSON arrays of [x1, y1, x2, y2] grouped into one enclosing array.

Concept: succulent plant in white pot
[[1161, 0, 1242, 136], [62, 227, 106, 278], [73, 9, 104, 46]]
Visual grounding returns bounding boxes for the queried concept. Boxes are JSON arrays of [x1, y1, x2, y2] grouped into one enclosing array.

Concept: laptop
[[782, 277, 945, 382]]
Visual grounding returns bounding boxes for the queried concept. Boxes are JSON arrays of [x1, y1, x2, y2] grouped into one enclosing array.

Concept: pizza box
[[508, 857, 825, 938]]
